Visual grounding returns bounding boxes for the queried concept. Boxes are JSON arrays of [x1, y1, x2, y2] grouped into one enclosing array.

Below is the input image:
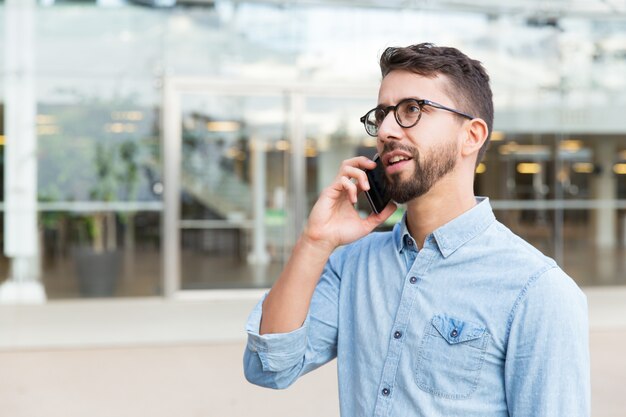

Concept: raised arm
[[259, 156, 396, 335]]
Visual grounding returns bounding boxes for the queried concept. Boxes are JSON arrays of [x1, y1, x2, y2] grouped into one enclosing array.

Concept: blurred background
[[0, 0, 624, 416]]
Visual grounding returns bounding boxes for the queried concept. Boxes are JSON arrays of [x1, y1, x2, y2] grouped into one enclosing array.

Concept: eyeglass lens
[[365, 99, 421, 135]]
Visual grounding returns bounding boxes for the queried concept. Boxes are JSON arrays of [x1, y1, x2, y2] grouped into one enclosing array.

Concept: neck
[[404, 174, 477, 249]]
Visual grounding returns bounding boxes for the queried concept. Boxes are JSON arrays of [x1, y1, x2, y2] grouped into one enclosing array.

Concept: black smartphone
[[364, 154, 391, 214]]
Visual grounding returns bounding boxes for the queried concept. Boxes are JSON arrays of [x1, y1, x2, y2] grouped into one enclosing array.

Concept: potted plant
[[74, 143, 122, 297]]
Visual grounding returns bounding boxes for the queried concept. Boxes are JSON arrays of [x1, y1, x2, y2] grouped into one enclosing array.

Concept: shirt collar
[[394, 197, 495, 257], [393, 212, 415, 253]]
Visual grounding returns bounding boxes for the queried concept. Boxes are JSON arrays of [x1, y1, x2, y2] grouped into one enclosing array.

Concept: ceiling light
[[275, 140, 289, 151], [614, 164, 626, 175], [306, 147, 318, 158], [207, 121, 241, 132], [572, 162, 594, 174], [111, 111, 144, 121], [37, 114, 56, 124], [517, 162, 542, 174], [560, 139, 583, 152]]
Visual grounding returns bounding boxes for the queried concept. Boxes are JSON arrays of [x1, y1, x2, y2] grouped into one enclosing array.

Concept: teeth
[[389, 155, 409, 164]]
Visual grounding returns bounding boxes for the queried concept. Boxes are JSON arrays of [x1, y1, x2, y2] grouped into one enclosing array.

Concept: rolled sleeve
[[243, 252, 342, 390], [245, 294, 310, 372]]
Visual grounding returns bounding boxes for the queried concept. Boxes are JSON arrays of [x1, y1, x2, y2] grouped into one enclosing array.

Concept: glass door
[[162, 79, 377, 296], [162, 79, 292, 296], [178, 93, 288, 290]]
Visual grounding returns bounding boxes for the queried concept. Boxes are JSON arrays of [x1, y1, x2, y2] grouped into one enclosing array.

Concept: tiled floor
[[0, 332, 622, 417], [0, 287, 623, 416], [0, 342, 340, 417]]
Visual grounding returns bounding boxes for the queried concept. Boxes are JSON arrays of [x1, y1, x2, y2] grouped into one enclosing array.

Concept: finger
[[340, 176, 358, 204], [340, 156, 377, 172], [342, 165, 371, 191]]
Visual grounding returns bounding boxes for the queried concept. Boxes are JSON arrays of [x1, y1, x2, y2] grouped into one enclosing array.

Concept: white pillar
[[247, 136, 269, 265], [0, 0, 45, 303], [161, 78, 181, 298], [591, 139, 616, 249]]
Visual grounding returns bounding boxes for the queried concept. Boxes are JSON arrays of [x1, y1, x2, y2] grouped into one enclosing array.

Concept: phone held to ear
[[364, 154, 391, 214]]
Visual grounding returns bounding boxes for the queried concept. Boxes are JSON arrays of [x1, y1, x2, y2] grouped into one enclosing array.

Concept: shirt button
[[393, 331, 402, 339], [406, 237, 413, 246], [409, 276, 417, 284], [450, 329, 458, 338], [382, 388, 390, 396]]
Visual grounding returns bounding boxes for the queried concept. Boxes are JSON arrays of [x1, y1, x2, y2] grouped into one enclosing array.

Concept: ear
[[460, 118, 489, 159]]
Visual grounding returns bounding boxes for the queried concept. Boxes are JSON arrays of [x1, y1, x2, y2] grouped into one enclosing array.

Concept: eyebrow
[[376, 97, 424, 108]]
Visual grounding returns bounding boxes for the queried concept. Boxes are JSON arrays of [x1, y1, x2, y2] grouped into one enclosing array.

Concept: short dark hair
[[379, 43, 493, 165]]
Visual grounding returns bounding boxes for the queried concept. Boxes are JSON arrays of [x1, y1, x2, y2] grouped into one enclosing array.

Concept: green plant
[[117, 140, 141, 250], [87, 143, 119, 253]]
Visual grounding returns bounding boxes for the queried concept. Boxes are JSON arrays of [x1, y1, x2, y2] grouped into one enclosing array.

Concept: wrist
[[299, 228, 337, 256]]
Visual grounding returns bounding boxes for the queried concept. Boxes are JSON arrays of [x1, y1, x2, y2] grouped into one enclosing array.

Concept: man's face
[[376, 70, 463, 203]]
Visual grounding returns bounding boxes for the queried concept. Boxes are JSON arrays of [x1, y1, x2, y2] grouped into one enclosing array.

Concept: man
[[244, 43, 590, 417]]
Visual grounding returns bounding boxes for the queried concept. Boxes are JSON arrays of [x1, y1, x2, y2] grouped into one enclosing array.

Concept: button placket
[[373, 242, 436, 416]]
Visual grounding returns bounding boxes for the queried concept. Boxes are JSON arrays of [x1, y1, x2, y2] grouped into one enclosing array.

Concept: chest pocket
[[415, 314, 490, 400]]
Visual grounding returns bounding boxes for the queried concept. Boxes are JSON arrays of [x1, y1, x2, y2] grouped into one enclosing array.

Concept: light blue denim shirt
[[244, 198, 590, 417]]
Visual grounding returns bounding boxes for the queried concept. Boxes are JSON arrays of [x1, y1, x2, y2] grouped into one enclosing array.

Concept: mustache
[[381, 142, 417, 157]]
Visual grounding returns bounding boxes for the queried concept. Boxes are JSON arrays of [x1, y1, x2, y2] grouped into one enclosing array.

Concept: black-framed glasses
[[359, 98, 475, 137]]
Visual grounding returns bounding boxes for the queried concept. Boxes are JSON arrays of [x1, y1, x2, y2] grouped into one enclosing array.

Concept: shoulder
[[478, 220, 559, 276], [528, 266, 586, 308], [508, 266, 587, 332], [486, 221, 586, 306]]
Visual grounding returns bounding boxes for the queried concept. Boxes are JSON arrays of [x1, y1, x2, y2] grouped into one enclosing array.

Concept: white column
[[247, 136, 269, 265], [161, 79, 181, 297], [0, 0, 45, 303], [591, 139, 616, 249]]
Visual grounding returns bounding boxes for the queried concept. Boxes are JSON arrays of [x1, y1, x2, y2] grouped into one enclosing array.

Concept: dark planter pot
[[73, 248, 122, 297]]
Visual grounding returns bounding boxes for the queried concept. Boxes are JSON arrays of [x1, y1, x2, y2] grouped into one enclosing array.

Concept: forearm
[[260, 233, 335, 335], [259, 156, 395, 335]]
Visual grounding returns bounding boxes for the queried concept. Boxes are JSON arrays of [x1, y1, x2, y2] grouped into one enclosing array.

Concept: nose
[[377, 110, 402, 143]]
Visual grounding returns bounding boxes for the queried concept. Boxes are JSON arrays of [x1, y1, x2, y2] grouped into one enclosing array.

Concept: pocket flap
[[431, 315, 486, 345]]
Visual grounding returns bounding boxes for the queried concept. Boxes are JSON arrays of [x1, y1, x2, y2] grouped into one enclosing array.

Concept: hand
[[303, 156, 397, 251]]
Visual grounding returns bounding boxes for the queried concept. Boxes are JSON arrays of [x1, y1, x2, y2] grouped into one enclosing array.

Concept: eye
[[400, 100, 421, 115], [406, 104, 420, 114]]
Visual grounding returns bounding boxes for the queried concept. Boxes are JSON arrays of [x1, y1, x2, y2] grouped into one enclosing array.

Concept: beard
[[382, 140, 458, 204]]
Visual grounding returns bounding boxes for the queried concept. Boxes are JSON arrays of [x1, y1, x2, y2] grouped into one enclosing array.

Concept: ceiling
[[178, 0, 626, 18]]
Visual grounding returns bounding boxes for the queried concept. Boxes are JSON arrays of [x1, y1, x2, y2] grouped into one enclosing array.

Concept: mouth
[[387, 155, 412, 166], [382, 152, 414, 176], [383, 151, 414, 167]]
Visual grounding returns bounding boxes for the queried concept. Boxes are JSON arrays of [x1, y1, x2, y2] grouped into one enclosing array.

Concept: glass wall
[[478, 134, 626, 285], [33, 5, 164, 298], [1, 1, 625, 300]]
